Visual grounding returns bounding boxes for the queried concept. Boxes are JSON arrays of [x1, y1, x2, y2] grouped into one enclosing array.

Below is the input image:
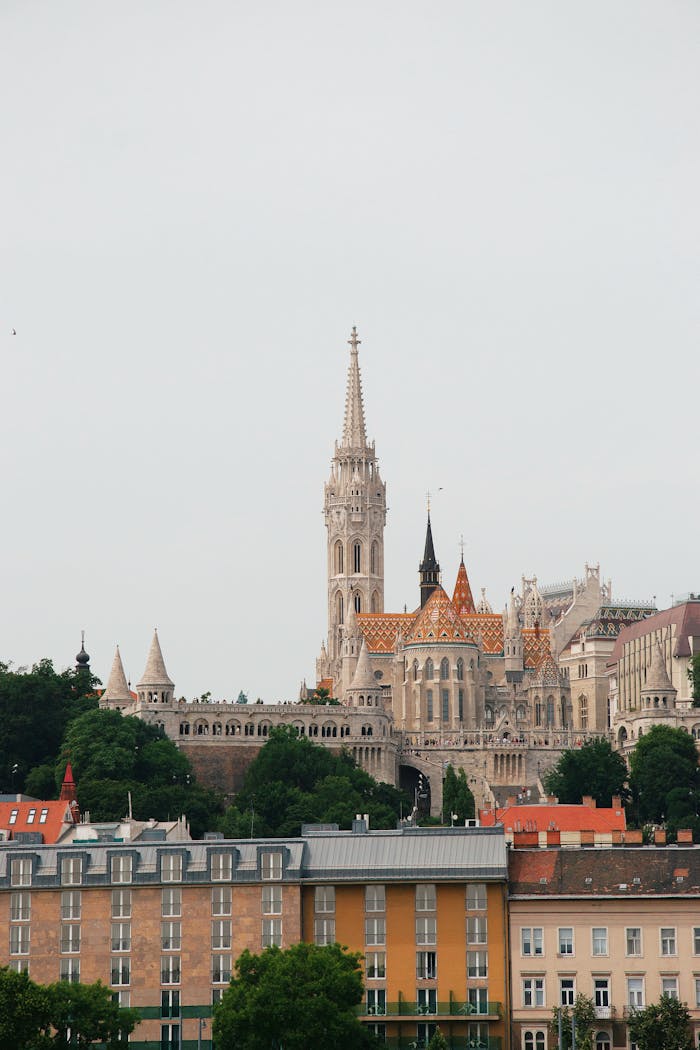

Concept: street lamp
[[197, 1017, 207, 1050]]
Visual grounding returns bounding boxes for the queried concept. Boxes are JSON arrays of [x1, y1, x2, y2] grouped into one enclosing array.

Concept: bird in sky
[[11, 329, 16, 335]]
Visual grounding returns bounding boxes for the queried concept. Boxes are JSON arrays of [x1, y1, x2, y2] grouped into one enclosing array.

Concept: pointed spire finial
[[341, 327, 368, 448], [459, 534, 465, 561], [348, 325, 361, 352], [426, 489, 431, 515]]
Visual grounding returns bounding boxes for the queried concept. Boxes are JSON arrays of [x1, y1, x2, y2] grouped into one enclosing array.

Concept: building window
[[213, 886, 232, 916], [10, 925, 30, 955], [441, 689, 449, 722], [61, 890, 82, 921], [694, 977, 700, 1007], [262, 886, 281, 915], [558, 928, 574, 955], [661, 928, 677, 956], [336, 591, 344, 625], [458, 689, 464, 721], [161, 854, 183, 883], [522, 927, 544, 957], [60, 857, 82, 887], [161, 922, 182, 951], [417, 987, 437, 1015], [595, 1033, 611, 1050], [524, 1032, 545, 1050], [111, 890, 131, 919], [626, 927, 641, 956], [366, 988, 386, 1016], [694, 928, 700, 955], [468, 987, 489, 1013], [10, 892, 31, 922], [10, 858, 32, 888], [627, 977, 644, 1007], [365, 885, 385, 912], [111, 922, 131, 952], [60, 958, 80, 983], [417, 1023, 437, 1046], [425, 659, 434, 681], [162, 888, 182, 917], [468, 1022, 490, 1045], [440, 658, 449, 681], [523, 977, 545, 1007], [661, 976, 678, 999], [262, 919, 281, 948], [456, 658, 464, 681], [111, 855, 132, 884], [353, 542, 361, 574], [365, 952, 386, 979], [467, 916, 487, 945], [335, 541, 344, 575], [211, 852, 233, 881], [211, 953, 232, 984], [592, 928, 608, 956], [416, 918, 437, 945], [161, 957, 181, 985], [160, 1023, 180, 1049], [110, 957, 130, 986], [112, 989, 130, 1009], [560, 978, 575, 1006], [261, 852, 282, 880], [211, 920, 231, 950], [416, 951, 437, 980], [161, 990, 180, 1019], [594, 978, 610, 1010], [60, 924, 80, 954], [315, 886, 335, 913], [416, 884, 436, 912], [579, 695, 588, 729], [467, 951, 488, 979], [365, 918, 386, 946], [467, 884, 487, 910], [426, 690, 434, 721]]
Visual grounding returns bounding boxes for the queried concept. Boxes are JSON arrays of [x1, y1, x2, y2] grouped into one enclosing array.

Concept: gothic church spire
[[341, 326, 368, 449]]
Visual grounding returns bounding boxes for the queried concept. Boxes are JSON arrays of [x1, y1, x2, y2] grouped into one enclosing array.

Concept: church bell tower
[[323, 327, 386, 669]]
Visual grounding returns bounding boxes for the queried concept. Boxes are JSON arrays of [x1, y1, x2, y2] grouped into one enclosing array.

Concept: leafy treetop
[[542, 738, 629, 807]]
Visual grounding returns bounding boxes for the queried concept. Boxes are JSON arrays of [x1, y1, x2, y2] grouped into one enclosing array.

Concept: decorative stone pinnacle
[[348, 326, 361, 352]]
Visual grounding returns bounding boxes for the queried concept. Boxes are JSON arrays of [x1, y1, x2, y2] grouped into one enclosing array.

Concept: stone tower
[[324, 327, 386, 668]]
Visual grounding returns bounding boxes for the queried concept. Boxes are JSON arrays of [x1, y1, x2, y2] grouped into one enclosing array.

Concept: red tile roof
[[611, 601, 700, 660], [479, 802, 626, 834], [0, 800, 76, 844]]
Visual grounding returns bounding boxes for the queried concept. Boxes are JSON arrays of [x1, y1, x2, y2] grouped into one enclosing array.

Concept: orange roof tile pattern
[[480, 802, 626, 834], [0, 800, 75, 844], [404, 587, 478, 645], [316, 678, 334, 695], [357, 613, 416, 654], [523, 629, 552, 668], [531, 650, 560, 685], [452, 560, 476, 616]]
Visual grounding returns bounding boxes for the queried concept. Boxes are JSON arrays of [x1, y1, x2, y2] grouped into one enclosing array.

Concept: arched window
[[353, 542, 361, 574], [458, 689, 464, 721], [213, 722, 222, 736], [335, 591, 344, 625], [371, 542, 379, 575], [354, 592, 361, 614], [546, 696, 555, 727], [579, 695, 588, 729], [440, 658, 449, 680], [595, 1033, 611, 1050], [334, 541, 344, 575], [426, 689, 434, 722], [371, 590, 380, 613], [413, 660, 419, 681], [456, 658, 464, 681], [484, 705, 493, 723], [516, 705, 526, 722], [535, 702, 542, 727], [560, 697, 567, 728], [425, 659, 434, 681]]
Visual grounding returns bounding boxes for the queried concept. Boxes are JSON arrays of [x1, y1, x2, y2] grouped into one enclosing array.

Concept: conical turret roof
[[452, 558, 476, 616], [349, 639, 378, 691], [420, 514, 439, 573], [102, 646, 132, 703], [644, 637, 676, 693], [405, 586, 475, 644], [136, 631, 174, 688], [341, 327, 368, 449]]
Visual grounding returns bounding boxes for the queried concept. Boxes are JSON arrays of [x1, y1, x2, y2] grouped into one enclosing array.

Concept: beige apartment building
[[509, 845, 700, 1050]]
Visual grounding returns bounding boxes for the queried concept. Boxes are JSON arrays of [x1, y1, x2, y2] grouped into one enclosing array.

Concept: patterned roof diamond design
[[523, 630, 553, 670], [476, 588, 493, 615], [404, 587, 477, 645], [462, 613, 503, 654], [357, 614, 417, 654], [452, 558, 476, 616], [580, 604, 656, 640], [531, 649, 560, 686]]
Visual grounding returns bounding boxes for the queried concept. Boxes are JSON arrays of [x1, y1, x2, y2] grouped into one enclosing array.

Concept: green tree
[[0, 659, 98, 794], [219, 727, 409, 837], [427, 1028, 449, 1050], [629, 724, 699, 825], [550, 993, 596, 1050], [542, 738, 629, 807], [213, 943, 379, 1050], [46, 979, 140, 1048], [627, 994, 693, 1050], [688, 653, 700, 706], [60, 708, 222, 837], [0, 966, 52, 1050], [442, 766, 475, 823]]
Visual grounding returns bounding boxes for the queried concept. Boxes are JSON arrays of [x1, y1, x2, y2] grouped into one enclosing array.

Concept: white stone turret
[[640, 637, 677, 712], [136, 631, 175, 706], [503, 589, 524, 675], [345, 639, 382, 708], [101, 646, 133, 710], [323, 327, 387, 677]]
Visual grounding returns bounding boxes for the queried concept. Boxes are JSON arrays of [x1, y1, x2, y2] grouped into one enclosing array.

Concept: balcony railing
[[594, 1005, 615, 1019], [361, 1000, 501, 1018], [368, 1039, 502, 1050]]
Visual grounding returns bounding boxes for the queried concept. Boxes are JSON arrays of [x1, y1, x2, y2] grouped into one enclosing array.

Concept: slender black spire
[[75, 630, 90, 674], [419, 514, 441, 607]]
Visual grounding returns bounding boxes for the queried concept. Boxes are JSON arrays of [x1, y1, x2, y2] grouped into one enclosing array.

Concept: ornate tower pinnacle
[[322, 329, 387, 677], [419, 513, 441, 608]]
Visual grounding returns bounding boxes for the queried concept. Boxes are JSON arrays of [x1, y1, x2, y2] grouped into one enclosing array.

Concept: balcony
[[370, 1040, 502, 1050], [594, 1005, 615, 1019], [361, 1000, 501, 1018]]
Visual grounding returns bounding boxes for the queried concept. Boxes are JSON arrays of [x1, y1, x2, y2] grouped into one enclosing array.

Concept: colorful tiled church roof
[[357, 613, 417, 654], [452, 558, 476, 616], [404, 587, 477, 645], [530, 649, 560, 686]]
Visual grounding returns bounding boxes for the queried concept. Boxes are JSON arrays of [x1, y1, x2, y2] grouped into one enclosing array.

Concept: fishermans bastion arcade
[[98, 329, 656, 815]]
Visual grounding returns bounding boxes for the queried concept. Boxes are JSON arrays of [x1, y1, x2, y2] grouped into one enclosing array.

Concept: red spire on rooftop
[[59, 762, 78, 817], [452, 557, 476, 616]]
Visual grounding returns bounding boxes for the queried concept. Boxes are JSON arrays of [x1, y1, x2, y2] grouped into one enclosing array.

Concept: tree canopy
[[550, 993, 596, 1050], [213, 943, 380, 1050], [629, 724, 699, 826], [60, 708, 222, 838], [442, 765, 475, 823], [688, 653, 700, 706], [218, 727, 410, 837], [542, 738, 629, 807], [0, 968, 139, 1049], [627, 994, 693, 1050]]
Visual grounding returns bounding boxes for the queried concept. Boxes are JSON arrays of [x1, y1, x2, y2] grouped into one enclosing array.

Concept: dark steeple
[[419, 514, 441, 607], [75, 631, 90, 675]]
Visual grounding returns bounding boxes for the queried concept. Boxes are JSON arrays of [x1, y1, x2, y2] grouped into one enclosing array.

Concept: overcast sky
[[1, 2, 698, 702]]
